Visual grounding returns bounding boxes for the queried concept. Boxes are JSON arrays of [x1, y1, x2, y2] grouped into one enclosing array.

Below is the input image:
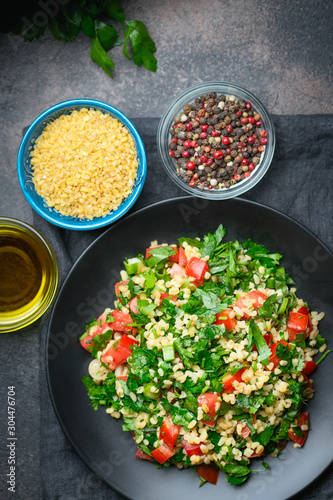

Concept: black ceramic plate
[[47, 197, 333, 500]]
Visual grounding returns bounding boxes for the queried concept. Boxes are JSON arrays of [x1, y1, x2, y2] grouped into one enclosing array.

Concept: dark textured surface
[[0, 1, 332, 499]]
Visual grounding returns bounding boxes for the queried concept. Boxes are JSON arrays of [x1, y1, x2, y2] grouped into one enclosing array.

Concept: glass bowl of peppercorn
[[157, 82, 275, 198]]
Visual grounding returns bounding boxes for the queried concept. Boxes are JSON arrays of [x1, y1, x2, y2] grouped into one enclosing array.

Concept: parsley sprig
[[3, 0, 157, 77]]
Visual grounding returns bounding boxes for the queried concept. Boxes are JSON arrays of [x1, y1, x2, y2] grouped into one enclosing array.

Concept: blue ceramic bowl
[[17, 99, 147, 230]]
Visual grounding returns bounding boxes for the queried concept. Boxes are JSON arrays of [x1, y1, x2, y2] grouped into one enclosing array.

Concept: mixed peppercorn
[[168, 92, 269, 190]]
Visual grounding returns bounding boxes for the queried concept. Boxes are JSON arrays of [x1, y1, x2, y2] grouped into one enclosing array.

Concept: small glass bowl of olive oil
[[0, 217, 58, 332]]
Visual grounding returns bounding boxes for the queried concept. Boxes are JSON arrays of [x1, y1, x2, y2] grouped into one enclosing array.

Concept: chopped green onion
[[250, 319, 271, 364], [162, 345, 175, 361], [124, 257, 144, 275], [316, 350, 332, 366], [143, 382, 160, 400], [277, 297, 289, 315], [266, 278, 275, 289]]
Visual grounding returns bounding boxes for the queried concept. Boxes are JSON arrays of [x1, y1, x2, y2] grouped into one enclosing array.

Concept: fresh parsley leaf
[[91, 36, 115, 77], [243, 239, 283, 267], [228, 251, 237, 276], [315, 333, 327, 348], [106, 312, 115, 322], [183, 288, 228, 321], [82, 372, 116, 410], [291, 425, 304, 438], [94, 20, 121, 51], [224, 464, 251, 477], [105, 0, 126, 23], [236, 394, 265, 414], [49, 12, 79, 41], [178, 237, 203, 250], [288, 379, 305, 406], [123, 20, 157, 72], [226, 474, 250, 485], [146, 246, 175, 268], [224, 464, 251, 476], [173, 339, 194, 368], [256, 424, 275, 446], [84, 318, 97, 332], [81, 14, 95, 38], [122, 417, 136, 432], [128, 347, 158, 375], [207, 430, 222, 452], [275, 342, 292, 361], [86, 329, 113, 357], [137, 299, 156, 316], [249, 319, 271, 364], [143, 270, 156, 289], [168, 406, 195, 429], [202, 224, 226, 258]]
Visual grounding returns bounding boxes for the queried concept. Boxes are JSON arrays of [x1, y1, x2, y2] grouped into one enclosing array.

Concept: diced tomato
[[168, 246, 179, 262], [298, 306, 313, 333], [197, 392, 221, 427], [222, 367, 247, 393], [116, 375, 128, 382], [80, 311, 112, 351], [129, 297, 138, 314], [181, 440, 204, 457], [117, 334, 139, 352], [170, 263, 187, 279], [287, 311, 309, 341], [288, 412, 309, 447], [302, 360, 317, 376], [101, 334, 139, 370], [115, 280, 129, 298], [252, 333, 272, 352], [179, 246, 188, 267], [196, 464, 219, 485], [159, 292, 177, 307], [159, 415, 181, 449], [136, 448, 154, 462], [267, 340, 290, 370], [214, 309, 237, 331], [108, 309, 133, 332], [241, 424, 251, 439], [186, 257, 209, 282], [101, 343, 126, 370], [114, 281, 131, 306], [151, 443, 175, 464], [234, 290, 268, 319]]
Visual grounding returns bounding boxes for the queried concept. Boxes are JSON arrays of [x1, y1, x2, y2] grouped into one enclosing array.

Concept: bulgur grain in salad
[[80, 225, 330, 486]]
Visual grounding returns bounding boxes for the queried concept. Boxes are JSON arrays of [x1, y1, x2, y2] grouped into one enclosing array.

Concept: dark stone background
[[0, 1, 332, 498]]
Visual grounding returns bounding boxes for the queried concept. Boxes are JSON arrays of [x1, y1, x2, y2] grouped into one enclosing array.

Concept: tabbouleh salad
[[80, 225, 330, 486]]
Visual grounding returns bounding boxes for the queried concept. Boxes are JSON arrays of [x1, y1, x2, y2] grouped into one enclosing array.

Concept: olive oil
[[0, 234, 43, 312], [0, 219, 58, 332]]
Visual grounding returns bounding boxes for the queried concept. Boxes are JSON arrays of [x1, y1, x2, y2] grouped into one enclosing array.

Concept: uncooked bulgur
[[30, 108, 138, 220]]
